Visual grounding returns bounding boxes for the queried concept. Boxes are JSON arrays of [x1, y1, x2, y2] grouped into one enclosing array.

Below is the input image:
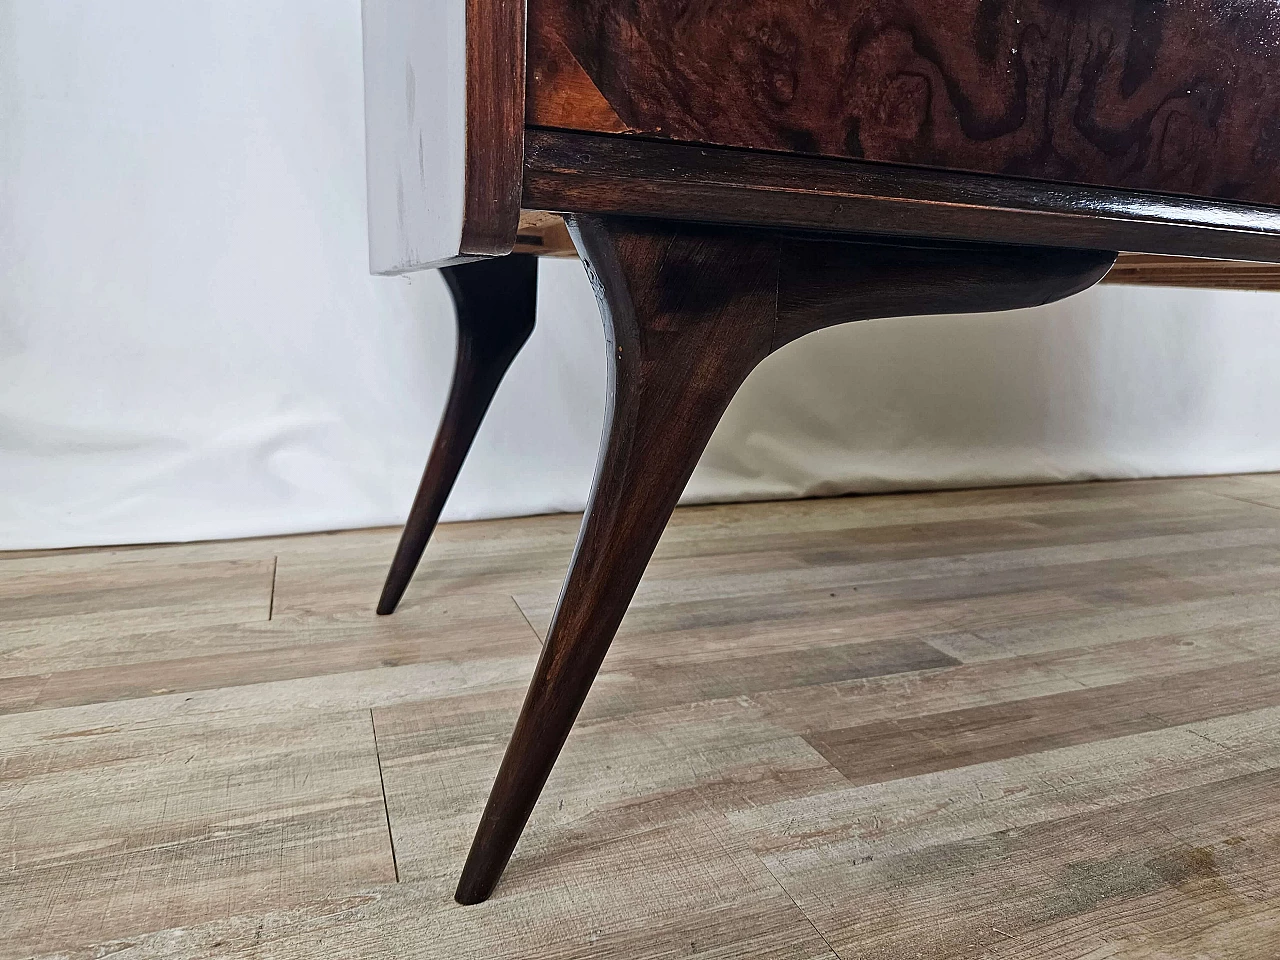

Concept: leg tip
[[376, 585, 402, 616], [453, 877, 493, 906]]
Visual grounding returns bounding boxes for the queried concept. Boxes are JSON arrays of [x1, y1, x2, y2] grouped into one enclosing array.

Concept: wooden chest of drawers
[[362, 0, 1280, 904]]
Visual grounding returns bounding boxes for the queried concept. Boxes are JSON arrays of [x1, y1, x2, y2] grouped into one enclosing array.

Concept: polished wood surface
[[529, 0, 1280, 207], [378, 254, 538, 616], [455, 217, 789, 903], [509, 214, 1280, 290], [454, 216, 1114, 903], [524, 129, 1280, 262], [10, 475, 1280, 956], [462, 0, 527, 255]]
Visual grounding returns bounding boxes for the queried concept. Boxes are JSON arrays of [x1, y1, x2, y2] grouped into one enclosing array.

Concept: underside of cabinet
[[513, 211, 1280, 291]]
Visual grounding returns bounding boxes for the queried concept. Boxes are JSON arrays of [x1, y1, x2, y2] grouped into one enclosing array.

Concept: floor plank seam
[[369, 708, 401, 883], [750, 843, 842, 959], [512, 595, 544, 645], [1034, 659, 1097, 693], [267, 556, 278, 621], [1207, 491, 1280, 515], [1182, 723, 1237, 754]]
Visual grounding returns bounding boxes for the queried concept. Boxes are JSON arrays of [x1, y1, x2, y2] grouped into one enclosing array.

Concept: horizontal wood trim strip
[[514, 209, 1280, 291], [523, 129, 1280, 263], [1103, 255, 1280, 290]]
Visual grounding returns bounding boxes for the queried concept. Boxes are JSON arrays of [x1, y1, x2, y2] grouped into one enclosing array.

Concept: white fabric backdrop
[[4, 0, 1280, 551]]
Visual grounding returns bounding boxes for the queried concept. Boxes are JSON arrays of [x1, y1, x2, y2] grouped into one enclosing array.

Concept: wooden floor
[[8, 475, 1280, 958]]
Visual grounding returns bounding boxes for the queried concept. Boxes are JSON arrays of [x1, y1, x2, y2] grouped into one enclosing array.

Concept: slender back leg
[[454, 217, 1114, 903], [378, 254, 538, 616]]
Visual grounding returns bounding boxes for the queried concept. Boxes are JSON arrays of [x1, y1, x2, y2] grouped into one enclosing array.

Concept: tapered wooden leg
[[454, 217, 1116, 903], [377, 254, 538, 616], [454, 219, 780, 903]]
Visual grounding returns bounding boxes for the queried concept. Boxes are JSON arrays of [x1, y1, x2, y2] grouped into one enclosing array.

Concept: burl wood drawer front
[[527, 0, 1280, 207]]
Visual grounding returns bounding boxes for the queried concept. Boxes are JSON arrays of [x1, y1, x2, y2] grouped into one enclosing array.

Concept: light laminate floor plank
[[7, 474, 1280, 958], [0, 703, 396, 960]]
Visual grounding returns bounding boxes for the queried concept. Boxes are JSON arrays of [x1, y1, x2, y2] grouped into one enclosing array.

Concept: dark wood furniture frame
[[362, 0, 1280, 905]]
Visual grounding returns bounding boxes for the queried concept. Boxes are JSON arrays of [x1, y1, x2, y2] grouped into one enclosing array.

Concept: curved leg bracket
[[455, 218, 1115, 903]]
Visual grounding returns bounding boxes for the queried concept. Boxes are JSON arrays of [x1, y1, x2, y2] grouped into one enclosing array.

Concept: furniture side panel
[[363, 0, 466, 274]]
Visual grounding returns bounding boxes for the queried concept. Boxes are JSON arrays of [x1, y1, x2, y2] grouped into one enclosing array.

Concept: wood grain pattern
[[528, 0, 1280, 206], [1104, 253, 1280, 288], [0, 530, 541, 714], [514, 210, 578, 256], [733, 703, 1280, 879], [462, 0, 527, 255], [0, 555, 273, 648], [11, 475, 1280, 956], [747, 752, 1280, 959], [0, 703, 395, 959]]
